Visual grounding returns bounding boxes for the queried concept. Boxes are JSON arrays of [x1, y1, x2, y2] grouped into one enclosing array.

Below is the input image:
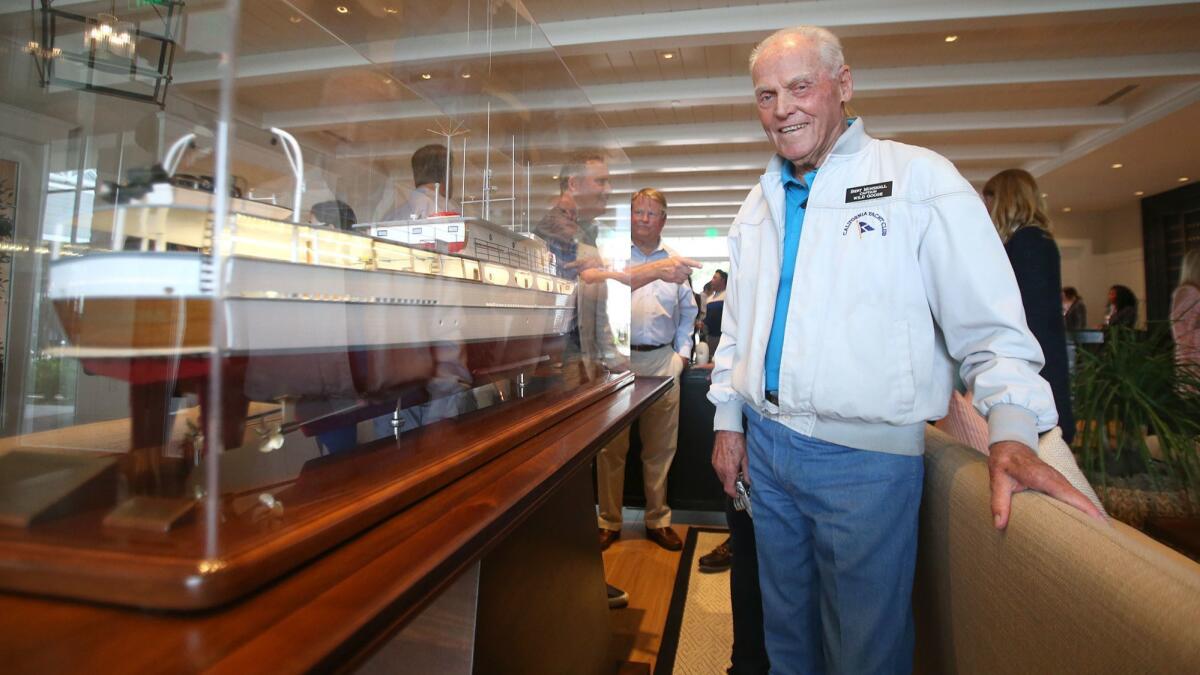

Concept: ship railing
[[68, 204, 571, 294], [473, 238, 527, 269], [472, 239, 556, 276]]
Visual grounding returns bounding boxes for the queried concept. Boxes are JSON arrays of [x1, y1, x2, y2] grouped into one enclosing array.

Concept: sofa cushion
[[914, 427, 1200, 673]]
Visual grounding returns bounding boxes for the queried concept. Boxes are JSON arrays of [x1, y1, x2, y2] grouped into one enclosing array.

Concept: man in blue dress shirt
[[597, 188, 699, 552]]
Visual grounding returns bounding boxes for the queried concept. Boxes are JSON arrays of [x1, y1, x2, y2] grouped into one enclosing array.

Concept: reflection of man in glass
[[383, 144, 460, 220], [536, 150, 619, 367], [536, 150, 626, 608], [537, 150, 611, 266]]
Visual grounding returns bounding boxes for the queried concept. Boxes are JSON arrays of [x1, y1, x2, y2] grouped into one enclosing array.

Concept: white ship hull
[[49, 251, 576, 450]]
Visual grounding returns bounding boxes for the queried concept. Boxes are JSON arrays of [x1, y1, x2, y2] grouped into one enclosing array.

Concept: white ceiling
[[153, 0, 1200, 238], [520, 0, 1200, 235]]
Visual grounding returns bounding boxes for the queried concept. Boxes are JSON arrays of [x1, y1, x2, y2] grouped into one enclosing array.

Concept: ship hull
[[49, 252, 575, 457], [50, 251, 574, 400]]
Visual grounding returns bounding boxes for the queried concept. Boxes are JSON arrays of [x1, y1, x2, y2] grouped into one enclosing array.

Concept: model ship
[[45, 131, 575, 472]]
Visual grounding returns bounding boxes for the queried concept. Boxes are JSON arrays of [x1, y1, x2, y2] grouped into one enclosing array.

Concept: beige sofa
[[914, 428, 1200, 673]]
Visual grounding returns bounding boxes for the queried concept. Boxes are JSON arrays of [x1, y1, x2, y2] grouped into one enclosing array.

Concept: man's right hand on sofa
[[987, 440, 1105, 530], [712, 430, 749, 499]]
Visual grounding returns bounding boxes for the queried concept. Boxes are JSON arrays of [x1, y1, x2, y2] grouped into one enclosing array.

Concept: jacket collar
[[759, 117, 873, 233], [827, 116, 871, 159], [762, 117, 872, 179]]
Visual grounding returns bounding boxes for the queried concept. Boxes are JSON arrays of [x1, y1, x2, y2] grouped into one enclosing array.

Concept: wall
[[1054, 203, 1146, 327]]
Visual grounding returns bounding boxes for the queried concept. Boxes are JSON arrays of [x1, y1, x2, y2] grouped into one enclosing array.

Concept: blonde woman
[[982, 169, 1075, 443], [1171, 249, 1200, 368]]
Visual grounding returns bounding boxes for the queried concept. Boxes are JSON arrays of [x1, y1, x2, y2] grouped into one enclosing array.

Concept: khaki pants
[[597, 346, 683, 530]]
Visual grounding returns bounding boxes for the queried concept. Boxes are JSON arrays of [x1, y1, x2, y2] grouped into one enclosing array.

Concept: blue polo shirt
[[765, 161, 818, 394]]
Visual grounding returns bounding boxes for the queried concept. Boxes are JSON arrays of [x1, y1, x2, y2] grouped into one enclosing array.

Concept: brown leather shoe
[[698, 536, 732, 573], [599, 528, 621, 551], [646, 526, 683, 551]]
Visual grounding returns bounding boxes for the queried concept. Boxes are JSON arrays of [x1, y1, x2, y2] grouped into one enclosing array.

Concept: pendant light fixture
[[26, 0, 185, 108], [83, 2, 137, 59]]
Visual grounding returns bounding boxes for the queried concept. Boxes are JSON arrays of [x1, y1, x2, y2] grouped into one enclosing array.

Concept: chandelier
[[83, 7, 137, 60], [26, 0, 185, 108]]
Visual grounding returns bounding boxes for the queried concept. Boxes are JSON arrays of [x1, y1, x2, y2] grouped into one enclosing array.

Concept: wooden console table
[[0, 376, 670, 674]]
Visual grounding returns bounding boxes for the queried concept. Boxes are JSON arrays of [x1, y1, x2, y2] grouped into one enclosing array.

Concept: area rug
[[654, 527, 733, 675]]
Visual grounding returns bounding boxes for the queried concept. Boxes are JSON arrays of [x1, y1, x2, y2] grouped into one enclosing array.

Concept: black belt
[[630, 343, 668, 352], [765, 391, 779, 405]]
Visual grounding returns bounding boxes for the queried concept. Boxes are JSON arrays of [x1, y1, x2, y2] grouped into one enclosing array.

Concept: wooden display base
[[102, 496, 197, 533], [0, 370, 634, 610], [0, 376, 670, 673], [0, 451, 118, 528]]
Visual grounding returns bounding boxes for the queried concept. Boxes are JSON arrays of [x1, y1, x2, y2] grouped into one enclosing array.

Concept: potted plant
[[1072, 324, 1200, 529]]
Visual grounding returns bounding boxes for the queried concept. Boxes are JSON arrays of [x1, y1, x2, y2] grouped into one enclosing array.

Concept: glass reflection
[[0, 0, 630, 608]]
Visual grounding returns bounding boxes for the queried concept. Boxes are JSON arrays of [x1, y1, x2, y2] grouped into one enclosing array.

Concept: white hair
[[749, 25, 845, 78]]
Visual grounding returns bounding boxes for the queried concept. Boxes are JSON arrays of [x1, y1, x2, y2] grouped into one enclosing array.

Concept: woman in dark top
[[1105, 284, 1138, 329], [983, 169, 1074, 443]]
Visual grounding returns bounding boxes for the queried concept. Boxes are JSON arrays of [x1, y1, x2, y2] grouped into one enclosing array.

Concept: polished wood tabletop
[[0, 376, 670, 673]]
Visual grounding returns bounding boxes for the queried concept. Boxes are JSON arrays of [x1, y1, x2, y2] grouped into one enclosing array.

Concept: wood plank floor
[[602, 523, 693, 672]]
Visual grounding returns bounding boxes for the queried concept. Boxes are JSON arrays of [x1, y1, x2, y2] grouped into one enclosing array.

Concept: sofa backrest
[[914, 427, 1200, 673]]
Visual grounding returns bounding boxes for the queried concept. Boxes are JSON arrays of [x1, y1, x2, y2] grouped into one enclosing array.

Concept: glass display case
[[0, 0, 631, 609]]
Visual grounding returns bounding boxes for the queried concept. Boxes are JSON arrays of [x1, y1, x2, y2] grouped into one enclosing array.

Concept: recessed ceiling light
[[420, 73, 432, 80], [1135, 191, 1145, 196], [289, 15, 302, 23], [1180, 177, 1191, 183], [384, 7, 399, 14], [1062, 207, 1072, 213], [461, 72, 471, 79], [1041, 193, 1048, 198], [662, 52, 675, 59], [336, 6, 349, 14], [944, 35, 958, 43], [382, 77, 392, 84], [1111, 163, 1123, 169]]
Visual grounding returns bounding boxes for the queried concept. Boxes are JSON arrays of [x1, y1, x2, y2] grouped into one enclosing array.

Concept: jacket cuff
[[987, 403, 1039, 451], [714, 400, 745, 433]]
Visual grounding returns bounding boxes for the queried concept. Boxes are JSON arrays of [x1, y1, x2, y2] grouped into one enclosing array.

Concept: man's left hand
[[565, 255, 605, 273], [987, 440, 1104, 530], [577, 267, 609, 284]]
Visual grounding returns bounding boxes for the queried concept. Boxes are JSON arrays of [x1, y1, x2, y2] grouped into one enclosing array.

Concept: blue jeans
[[745, 408, 923, 675]]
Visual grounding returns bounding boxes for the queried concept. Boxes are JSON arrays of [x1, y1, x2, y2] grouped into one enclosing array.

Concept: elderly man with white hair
[[707, 25, 1103, 674]]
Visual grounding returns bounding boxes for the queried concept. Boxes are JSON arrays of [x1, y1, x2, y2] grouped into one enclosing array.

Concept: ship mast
[[425, 119, 469, 214]]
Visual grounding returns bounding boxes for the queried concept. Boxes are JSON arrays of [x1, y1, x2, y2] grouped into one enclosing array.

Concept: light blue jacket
[[707, 118, 1055, 455]]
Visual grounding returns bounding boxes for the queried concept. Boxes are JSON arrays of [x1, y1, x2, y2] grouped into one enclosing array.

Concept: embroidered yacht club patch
[[842, 211, 888, 238], [845, 181, 893, 203]]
